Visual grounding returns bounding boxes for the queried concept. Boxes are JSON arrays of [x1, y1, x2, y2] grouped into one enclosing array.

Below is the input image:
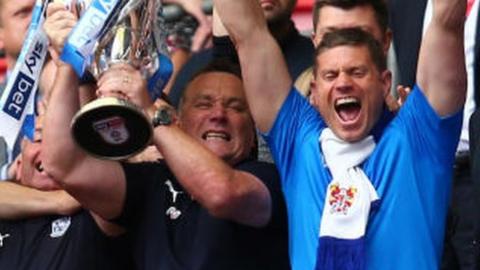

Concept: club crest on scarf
[[316, 128, 379, 270], [328, 183, 357, 215]]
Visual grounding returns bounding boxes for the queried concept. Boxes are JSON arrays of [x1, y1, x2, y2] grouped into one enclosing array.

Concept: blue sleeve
[[396, 85, 463, 165], [262, 88, 325, 180]]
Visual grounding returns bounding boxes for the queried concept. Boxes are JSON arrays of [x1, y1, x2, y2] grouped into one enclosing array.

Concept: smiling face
[[17, 115, 60, 191], [179, 72, 255, 165], [311, 45, 391, 142]]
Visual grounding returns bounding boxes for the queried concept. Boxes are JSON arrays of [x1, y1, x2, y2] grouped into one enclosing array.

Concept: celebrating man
[[213, 0, 467, 269], [40, 4, 290, 268]]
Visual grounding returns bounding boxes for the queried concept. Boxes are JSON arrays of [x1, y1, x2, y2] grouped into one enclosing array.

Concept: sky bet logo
[[2, 41, 44, 120], [74, 0, 116, 45]]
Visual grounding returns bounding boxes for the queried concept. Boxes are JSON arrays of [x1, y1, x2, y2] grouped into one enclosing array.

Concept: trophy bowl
[[70, 0, 168, 160]]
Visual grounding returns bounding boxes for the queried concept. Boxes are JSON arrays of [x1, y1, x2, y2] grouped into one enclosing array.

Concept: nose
[[209, 103, 228, 123], [334, 72, 354, 92]]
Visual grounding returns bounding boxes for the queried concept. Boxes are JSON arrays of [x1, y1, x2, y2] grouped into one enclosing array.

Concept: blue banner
[[0, 0, 49, 169], [60, 0, 123, 76]]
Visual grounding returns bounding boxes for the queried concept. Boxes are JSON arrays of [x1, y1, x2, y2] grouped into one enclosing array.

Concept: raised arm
[[42, 4, 126, 221], [416, 0, 467, 116], [42, 65, 126, 220], [212, 0, 292, 132]]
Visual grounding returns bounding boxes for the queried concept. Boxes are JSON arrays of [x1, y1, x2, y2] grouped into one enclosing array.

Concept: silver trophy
[[70, 0, 171, 160]]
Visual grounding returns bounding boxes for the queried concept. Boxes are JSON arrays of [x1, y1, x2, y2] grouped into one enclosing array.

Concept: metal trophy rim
[[71, 97, 153, 160], [66, 0, 167, 160]]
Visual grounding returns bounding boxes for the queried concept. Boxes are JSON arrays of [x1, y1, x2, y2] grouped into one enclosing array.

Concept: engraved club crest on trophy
[[66, 0, 172, 160]]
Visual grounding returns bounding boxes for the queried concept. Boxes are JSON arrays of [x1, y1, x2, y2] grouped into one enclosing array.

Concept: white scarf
[[315, 128, 379, 270]]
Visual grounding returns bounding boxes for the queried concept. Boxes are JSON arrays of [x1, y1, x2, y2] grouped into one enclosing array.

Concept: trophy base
[[71, 97, 152, 160]]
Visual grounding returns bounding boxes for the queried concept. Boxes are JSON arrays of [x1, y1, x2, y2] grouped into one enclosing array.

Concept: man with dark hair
[[42, 31, 291, 268], [312, 0, 390, 50], [295, 0, 406, 109], [36, 3, 291, 267], [214, 0, 466, 269]]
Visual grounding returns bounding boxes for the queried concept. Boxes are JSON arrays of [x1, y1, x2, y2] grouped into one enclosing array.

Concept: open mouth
[[335, 97, 361, 122], [35, 161, 44, 173], [202, 131, 231, 142]]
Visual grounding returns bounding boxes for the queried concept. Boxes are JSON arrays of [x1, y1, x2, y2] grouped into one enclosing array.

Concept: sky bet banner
[[0, 0, 49, 164], [61, 0, 124, 77]]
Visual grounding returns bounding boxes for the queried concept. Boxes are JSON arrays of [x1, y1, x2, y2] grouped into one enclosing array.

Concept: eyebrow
[[194, 95, 213, 101]]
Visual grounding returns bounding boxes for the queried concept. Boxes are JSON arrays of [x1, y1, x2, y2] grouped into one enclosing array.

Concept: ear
[[380, 70, 392, 97], [383, 29, 393, 53], [310, 75, 316, 92], [308, 78, 316, 104], [309, 76, 320, 104], [311, 32, 321, 48]]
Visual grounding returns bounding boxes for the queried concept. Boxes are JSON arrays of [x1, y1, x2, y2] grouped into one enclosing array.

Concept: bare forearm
[[153, 125, 271, 226], [41, 6, 127, 222], [0, 181, 80, 219], [43, 65, 85, 181], [154, 125, 241, 205], [41, 65, 121, 217], [236, 35, 291, 131], [213, 0, 266, 42], [42, 66, 126, 221], [417, 0, 466, 116], [213, 0, 291, 132]]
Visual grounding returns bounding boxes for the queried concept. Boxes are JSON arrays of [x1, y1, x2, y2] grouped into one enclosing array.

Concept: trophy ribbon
[[60, 0, 124, 76], [0, 0, 49, 164], [67, 0, 173, 160]]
